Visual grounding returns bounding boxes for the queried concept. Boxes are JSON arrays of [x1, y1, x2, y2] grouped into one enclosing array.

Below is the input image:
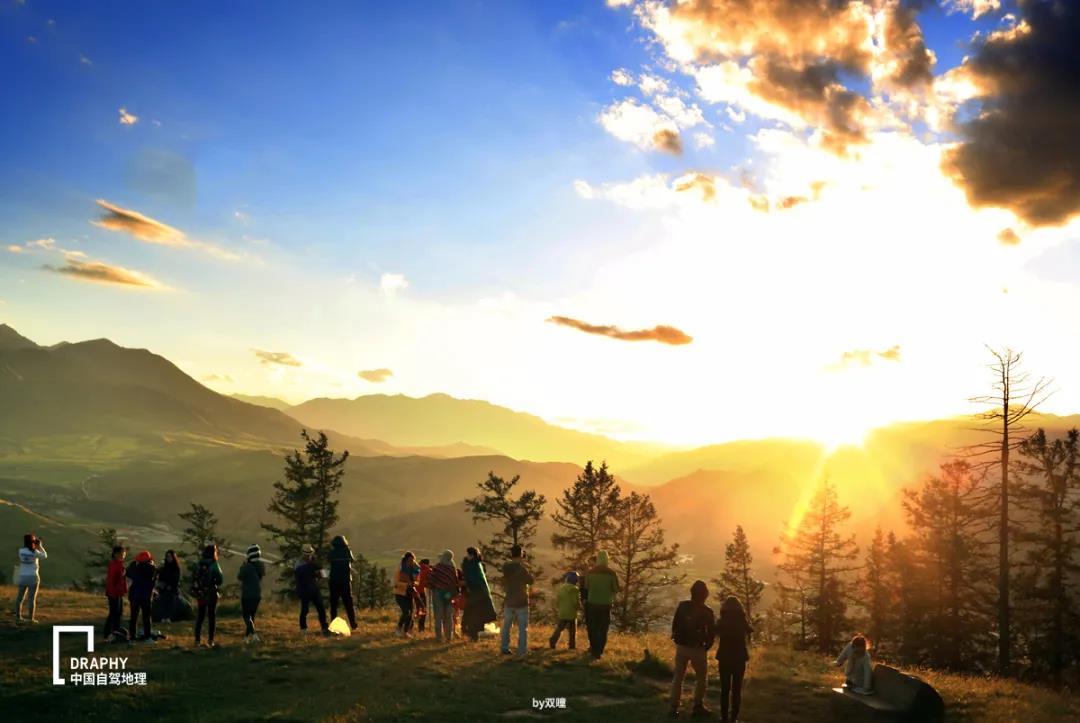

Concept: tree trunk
[[998, 385, 1011, 674]]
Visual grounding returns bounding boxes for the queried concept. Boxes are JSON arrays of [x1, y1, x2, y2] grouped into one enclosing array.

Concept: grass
[[1, 586, 1077, 722]]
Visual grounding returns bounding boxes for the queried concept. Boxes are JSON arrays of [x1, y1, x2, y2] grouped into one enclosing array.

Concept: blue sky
[[3, 0, 1079, 445]]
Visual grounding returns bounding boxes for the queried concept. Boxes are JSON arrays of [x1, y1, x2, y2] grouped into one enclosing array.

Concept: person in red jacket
[[104, 545, 127, 642], [416, 558, 432, 634]]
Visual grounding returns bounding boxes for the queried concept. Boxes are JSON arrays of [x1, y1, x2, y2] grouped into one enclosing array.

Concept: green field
[[1, 587, 1077, 722]]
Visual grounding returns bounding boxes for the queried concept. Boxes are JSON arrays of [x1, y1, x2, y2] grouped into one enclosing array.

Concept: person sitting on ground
[[461, 547, 497, 641], [549, 571, 580, 650], [394, 551, 421, 638], [238, 544, 266, 643], [583, 549, 619, 659], [327, 535, 358, 630], [104, 545, 127, 642], [415, 557, 432, 634], [715, 595, 754, 723], [427, 550, 459, 643], [669, 580, 716, 719], [126, 550, 158, 643], [192, 544, 224, 648], [836, 634, 874, 695], [295, 543, 330, 635], [157, 550, 181, 623], [13, 532, 47, 624], [500, 544, 535, 656]]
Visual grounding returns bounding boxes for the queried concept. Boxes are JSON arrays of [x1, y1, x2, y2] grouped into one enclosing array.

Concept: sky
[[2, 0, 1079, 447]]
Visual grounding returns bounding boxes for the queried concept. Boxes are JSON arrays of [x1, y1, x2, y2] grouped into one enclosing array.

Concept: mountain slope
[[230, 393, 293, 411], [289, 393, 664, 467], [0, 323, 39, 351]]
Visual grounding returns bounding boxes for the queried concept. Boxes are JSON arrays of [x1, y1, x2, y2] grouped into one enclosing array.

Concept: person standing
[[715, 596, 754, 722], [416, 557, 432, 634], [328, 536, 357, 630], [500, 544, 534, 656], [460, 547, 496, 641], [237, 544, 266, 643], [104, 545, 127, 641], [157, 550, 181, 623], [126, 550, 158, 642], [295, 543, 330, 635], [427, 550, 459, 642], [394, 551, 420, 638], [192, 544, 224, 648], [583, 550, 619, 659], [549, 571, 580, 650], [12, 533, 47, 623], [669, 580, 716, 719]]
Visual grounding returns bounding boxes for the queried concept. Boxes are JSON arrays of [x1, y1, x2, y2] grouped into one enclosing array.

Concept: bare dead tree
[[964, 347, 1052, 674]]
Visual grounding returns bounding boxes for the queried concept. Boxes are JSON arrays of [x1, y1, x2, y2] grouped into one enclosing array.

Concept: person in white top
[[13, 532, 47, 623], [835, 634, 874, 694]]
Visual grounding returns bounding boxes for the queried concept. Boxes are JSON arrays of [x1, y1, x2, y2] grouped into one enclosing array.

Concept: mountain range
[[2, 322, 1078, 583]]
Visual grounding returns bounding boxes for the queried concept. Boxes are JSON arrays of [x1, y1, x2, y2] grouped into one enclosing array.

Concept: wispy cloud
[[835, 345, 902, 368], [254, 350, 302, 367], [380, 272, 409, 296], [93, 199, 242, 261], [118, 107, 139, 126], [203, 373, 235, 383], [79, 54, 92, 66], [547, 315, 693, 345], [43, 255, 166, 289], [358, 368, 393, 383]]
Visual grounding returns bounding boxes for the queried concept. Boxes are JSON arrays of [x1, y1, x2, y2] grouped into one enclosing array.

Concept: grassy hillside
[[1, 587, 1076, 722], [0, 501, 99, 585]]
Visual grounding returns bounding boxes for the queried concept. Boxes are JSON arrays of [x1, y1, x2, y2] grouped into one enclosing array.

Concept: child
[[126, 550, 157, 643], [393, 551, 420, 638], [295, 543, 330, 635], [157, 550, 181, 623], [416, 557, 432, 634], [104, 545, 127, 642], [192, 544, 224, 648], [549, 571, 580, 650], [836, 634, 874, 694], [237, 544, 266, 643]]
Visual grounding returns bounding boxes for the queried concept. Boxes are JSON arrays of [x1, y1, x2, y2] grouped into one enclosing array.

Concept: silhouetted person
[[583, 549, 619, 659], [192, 544, 224, 647], [328, 535, 358, 629], [126, 550, 157, 642], [295, 543, 330, 635], [715, 595, 754, 722], [157, 550, 182, 623], [500, 544, 534, 656], [461, 547, 496, 641], [394, 550, 420, 637], [669, 580, 716, 718], [237, 544, 266, 642]]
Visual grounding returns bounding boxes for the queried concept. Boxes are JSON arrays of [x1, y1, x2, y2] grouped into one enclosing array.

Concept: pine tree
[[262, 430, 348, 590], [1012, 428, 1080, 686], [178, 503, 228, 560], [358, 565, 393, 609], [777, 477, 858, 652], [902, 459, 994, 669], [886, 532, 933, 665], [78, 527, 121, 592], [715, 525, 764, 631], [551, 460, 622, 571], [859, 527, 892, 653], [609, 491, 682, 632]]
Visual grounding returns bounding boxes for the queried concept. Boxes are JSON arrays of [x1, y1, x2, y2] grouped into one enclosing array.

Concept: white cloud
[[654, 94, 706, 129], [118, 107, 138, 126], [638, 74, 669, 96], [598, 98, 681, 152], [79, 54, 92, 66], [610, 68, 634, 86], [693, 132, 715, 149], [945, 0, 1001, 19], [380, 272, 409, 297]]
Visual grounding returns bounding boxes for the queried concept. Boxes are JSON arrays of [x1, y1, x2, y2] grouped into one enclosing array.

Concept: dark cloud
[[942, 1, 1080, 226], [881, 1, 934, 89], [547, 316, 692, 346], [838, 345, 902, 367], [358, 368, 393, 383], [254, 350, 302, 367], [652, 128, 683, 155], [43, 256, 164, 289]]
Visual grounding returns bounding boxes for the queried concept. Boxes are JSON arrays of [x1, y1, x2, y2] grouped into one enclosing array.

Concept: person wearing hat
[[294, 543, 329, 635], [583, 550, 619, 659], [126, 550, 158, 643], [238, 544, 266, 642], [427, 549, 459, 642], [550, 571, 580, 650]]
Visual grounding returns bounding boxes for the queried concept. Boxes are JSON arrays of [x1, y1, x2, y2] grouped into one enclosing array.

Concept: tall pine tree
[[551, 460, 622, 571], [715, 525, 764, 631], [609, 491, 682, 632]]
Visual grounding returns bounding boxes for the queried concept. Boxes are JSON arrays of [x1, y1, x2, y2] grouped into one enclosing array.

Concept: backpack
[[190, 561, 215, 600]]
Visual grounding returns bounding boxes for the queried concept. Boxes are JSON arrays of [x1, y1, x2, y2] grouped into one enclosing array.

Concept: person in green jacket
[[237, 544, 266, 643], [549, 571, 580, 650], [461, 547, 497, 641], [583, 550, 619, 659]]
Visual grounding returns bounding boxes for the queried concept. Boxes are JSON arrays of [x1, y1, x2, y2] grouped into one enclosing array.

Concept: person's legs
[[207, 597, 217, 643], [595, 604, 611, 657], [249, 598, 260, 635], [313, 593, 329, 631], [431, 594, 444, 640], [13, 580, 28, 617], [129, 597, 139, 639], [140, 599, 152, 639], [549, 620, 564, 648], [516, 606, 529, 655], [731, 662, 746, 720], [690, 649, 708, 710], [329, 581, 341, 621], [104, 595, 121, 638], [568, 619, 577, 649], [300, 594, 311, 630], [25, 579, 39, 620], [500, 606, 513, 652], [241, 598, 255, 636], [584, 604, 597, 655], [195, 601, 206, 643], [396, 595, 411, 631], [669, 645, 691, 712], [343, 585, 357, 628], [718, 665, 732, 721]]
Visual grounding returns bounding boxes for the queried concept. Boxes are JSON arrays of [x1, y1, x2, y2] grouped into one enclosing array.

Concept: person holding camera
[[13, 533, 47, 623]]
